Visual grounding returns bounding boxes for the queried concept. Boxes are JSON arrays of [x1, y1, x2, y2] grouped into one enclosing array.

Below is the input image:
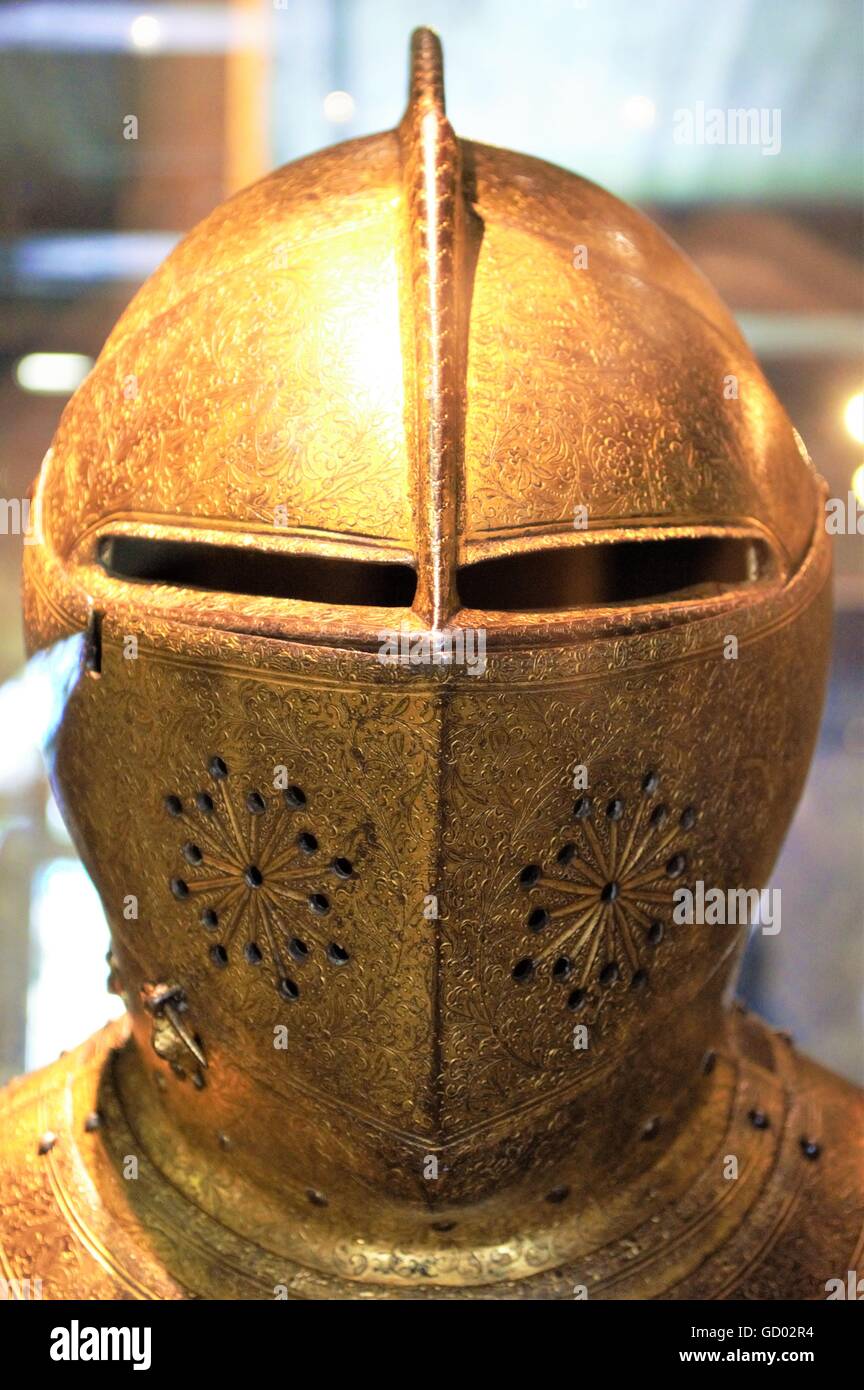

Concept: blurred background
[[0, 0, 861, 1083]]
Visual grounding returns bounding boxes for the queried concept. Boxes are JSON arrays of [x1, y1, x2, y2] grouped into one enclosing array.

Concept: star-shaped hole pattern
[[163, 758, 354, 1003], [513, 769, 697, 1013]]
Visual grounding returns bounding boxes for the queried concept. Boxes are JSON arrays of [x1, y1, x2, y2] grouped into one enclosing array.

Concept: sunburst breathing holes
[[513, 769, 697, 1010], [162, 761, 355, 1002]]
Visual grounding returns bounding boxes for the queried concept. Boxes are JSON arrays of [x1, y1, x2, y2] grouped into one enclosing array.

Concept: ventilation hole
[[606, 797, 624, 821], [641, 1117, 661, 1140], [195, 791, 214, 814], [327, 943, 350, 966], [244, 942, 263, 965], [799, 1137, 821, 1161], [702, 1050, 716, 1075], [246, 791, 266, 814], [573, 796, 592, 819], [37, 1132, 57, 1156], [630, 968, 649, 990], [164, 794, 183, 817], [650, 804, 669, 827], [556, 842, 575, 866], [244, 865, 263, 889], [331, 857, 353, 879], [519, 864, 541, 887], [99, 535, 418, 606], [545, 1185, 570, 1204], [279, 977, 300, 1002], [512, 957, 535, 982], [431, 1220, 456, 1233], [170, 877, 189, 900], [647, 920, 664, 945], [567, 987, 586, 1012], [209, 944, 228, 969], [599, 961, 620, 986], [182, 842, 203, 866], [552, 956, 572, 982], [297, 832, 318, 854], [600, 880, 620, 903], [283, 785, 306, 808], [84, 1111, 102, 1133], [455, 536, 772, 611], [642, 770, 659, 795], [306, 1188, 328, 1207], [527, 907, 549, 932], [680, 805, 697, 830], [289, 938, 309, 961], [665, 853, 686, 878], [209, 756, 228, 780], [201, 908, 219, 930], [308, 892, 329, 916], [748, 1108, 770, 1130]]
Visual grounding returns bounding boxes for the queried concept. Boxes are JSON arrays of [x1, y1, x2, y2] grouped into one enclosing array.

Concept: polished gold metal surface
[[2, 28, 861, 1299]]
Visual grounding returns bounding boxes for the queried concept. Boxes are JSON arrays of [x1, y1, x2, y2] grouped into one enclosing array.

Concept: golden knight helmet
[[5, 28, 861, 1301]]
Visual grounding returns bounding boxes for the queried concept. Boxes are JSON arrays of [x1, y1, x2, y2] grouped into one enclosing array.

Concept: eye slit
[[98, 536, 417, 607], [455, 536, 773, 611]]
